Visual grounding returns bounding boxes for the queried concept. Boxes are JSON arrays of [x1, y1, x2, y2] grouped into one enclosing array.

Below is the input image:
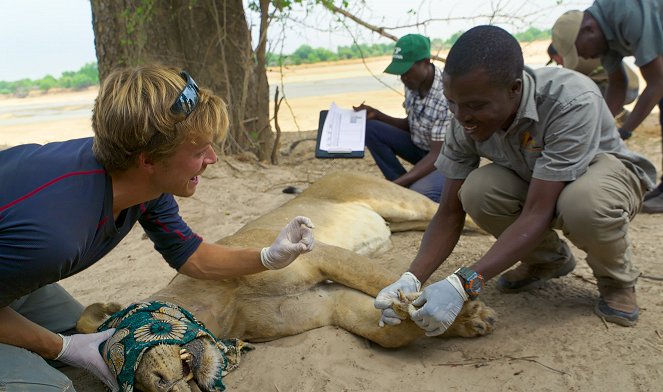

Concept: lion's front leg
[[392, 292, 497, 338], [328, 286, 424, 348], [308, 243, 400, 297]]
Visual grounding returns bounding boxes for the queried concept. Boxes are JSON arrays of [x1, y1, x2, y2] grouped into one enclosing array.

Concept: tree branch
[[322, 2, 445, 62], [323, 3, 399, 41], [271, 86, 284, 164]]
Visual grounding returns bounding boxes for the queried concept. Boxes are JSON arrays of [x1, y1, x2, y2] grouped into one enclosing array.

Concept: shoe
[[643, 186, 663, 201], [642, 193, 663, 214], [497, 257, 576, 293], [594, 285, 639, 327]]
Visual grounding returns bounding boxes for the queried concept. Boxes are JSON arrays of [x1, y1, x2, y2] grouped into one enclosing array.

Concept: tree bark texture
[[90, 0, 273, 159]]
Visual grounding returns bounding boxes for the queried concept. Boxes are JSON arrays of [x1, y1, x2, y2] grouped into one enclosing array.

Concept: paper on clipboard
[[319, 102, 366, 152]]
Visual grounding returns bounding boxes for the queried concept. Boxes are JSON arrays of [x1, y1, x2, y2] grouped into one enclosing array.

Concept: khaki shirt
[[436, 66, 656, 189]]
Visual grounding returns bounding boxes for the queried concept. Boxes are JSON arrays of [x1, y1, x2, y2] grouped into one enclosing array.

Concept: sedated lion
[[78, 170, 496, 391]]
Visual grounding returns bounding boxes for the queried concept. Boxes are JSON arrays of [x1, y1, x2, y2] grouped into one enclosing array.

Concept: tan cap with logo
[[552, 10, 583, 70]]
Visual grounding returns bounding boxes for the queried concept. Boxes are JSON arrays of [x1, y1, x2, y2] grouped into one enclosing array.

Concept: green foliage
[[0, 62, 99, 96], [445, 31, 464, 47], [514, 27, 551, 42], [264, 24, 549, 68], [267, 42, 395, 67], [119, 0, 155, 49], [37, 75, 58, 91]]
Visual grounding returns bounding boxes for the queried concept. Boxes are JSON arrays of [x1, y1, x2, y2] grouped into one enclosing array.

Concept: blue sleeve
[[138, 194, 203, 270]]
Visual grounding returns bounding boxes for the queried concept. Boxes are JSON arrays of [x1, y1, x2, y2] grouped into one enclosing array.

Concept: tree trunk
[[90, 0, 273, 159]]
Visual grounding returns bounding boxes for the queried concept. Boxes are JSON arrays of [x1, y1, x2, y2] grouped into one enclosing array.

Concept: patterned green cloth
[[98, 300, 227, 392]]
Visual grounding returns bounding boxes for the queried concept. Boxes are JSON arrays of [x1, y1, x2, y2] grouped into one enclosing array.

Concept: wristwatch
[[454, 266, 484, 299]]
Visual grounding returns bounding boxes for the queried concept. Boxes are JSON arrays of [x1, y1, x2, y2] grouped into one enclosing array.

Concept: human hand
[[352, 102, 380, 120], [618, 127, 633, 140], [374, 272, 421, 326], [55, 329, 119, 391], [261, 216, 315, 269], [409, 274, 468, 336]]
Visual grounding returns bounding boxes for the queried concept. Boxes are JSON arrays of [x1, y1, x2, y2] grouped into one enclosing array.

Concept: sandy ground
[[3, 40, 663, 391]]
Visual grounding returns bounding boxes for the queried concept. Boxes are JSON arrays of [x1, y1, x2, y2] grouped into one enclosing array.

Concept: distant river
[[0, 74, 401, 129], [0, 63, 548, 136]]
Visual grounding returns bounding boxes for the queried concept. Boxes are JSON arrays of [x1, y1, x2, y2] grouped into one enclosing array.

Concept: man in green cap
[[571, 0, 663, 213], [353, 33, 451, 203], [548, 9, 640, 128]]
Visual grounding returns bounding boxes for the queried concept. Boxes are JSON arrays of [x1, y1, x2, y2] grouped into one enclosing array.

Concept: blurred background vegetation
[[0, 27, 549, 97], [0, 62, 99, 97], [266, 27, 550, 66]]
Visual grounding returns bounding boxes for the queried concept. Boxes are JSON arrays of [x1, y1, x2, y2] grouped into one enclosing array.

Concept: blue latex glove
[[374, 272, 421, 326], [409, 274, 468, 336], [261, 216, 315, 269], [56, 329, 119, 391]]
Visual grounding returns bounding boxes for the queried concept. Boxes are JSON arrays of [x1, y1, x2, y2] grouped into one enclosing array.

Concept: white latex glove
[[409, 274, 468, 336], [261, 216, 315, 269], [55, 328, 119, 391], [374, 272, 421, 326]]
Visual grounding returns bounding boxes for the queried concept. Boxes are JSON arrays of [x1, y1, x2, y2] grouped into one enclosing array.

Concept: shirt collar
[[505, 67, 539, 133], [406, 63, 442, 99]]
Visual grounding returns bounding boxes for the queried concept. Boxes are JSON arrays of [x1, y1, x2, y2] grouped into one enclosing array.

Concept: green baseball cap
[[384, 34, 431, 75]]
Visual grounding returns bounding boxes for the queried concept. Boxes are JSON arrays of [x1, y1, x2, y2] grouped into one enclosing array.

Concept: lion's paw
[[445, 300, 497, 338], [76, 302, 123, 334]]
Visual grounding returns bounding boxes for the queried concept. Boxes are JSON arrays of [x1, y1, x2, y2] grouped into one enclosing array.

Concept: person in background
[[0, 64, 315, 391], [569, 0, 663, 213], [548, 9, 640, 128], [546, 43, 564, 67], [374, 26, 656, 338], [353, 34, 451, 203]]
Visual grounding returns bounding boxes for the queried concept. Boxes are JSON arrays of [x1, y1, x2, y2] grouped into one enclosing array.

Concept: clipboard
[[314, 110, 365, 159]]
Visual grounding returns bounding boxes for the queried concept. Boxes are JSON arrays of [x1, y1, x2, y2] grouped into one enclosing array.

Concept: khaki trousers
[[459, 154, 645, 287]]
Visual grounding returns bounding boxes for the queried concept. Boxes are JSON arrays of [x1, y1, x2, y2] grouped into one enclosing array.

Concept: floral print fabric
[[98, 300, 227, 391]]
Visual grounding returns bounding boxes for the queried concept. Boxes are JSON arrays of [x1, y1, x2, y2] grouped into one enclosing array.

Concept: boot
[[594, 284, 639, 327], [497, 256, 576, 293], [642, 193, 663, 213]]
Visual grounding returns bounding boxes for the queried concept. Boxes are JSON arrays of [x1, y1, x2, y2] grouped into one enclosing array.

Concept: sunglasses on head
[[170, 71, 199, 118]]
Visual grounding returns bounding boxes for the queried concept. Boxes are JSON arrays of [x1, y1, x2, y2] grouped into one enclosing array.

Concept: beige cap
[[552, 10, 583, 70]]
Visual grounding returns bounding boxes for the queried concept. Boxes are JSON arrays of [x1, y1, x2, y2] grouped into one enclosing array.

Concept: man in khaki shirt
[[548, 10, 640, 126], [571, 0, 663, 213], [374, 25, 656, 335]]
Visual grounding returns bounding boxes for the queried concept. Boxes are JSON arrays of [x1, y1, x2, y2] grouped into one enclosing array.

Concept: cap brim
[[384, 61, 414, 75], [560, 46, 579, 70]]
